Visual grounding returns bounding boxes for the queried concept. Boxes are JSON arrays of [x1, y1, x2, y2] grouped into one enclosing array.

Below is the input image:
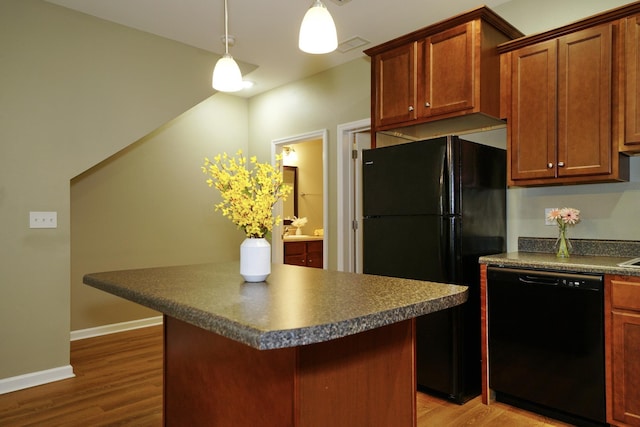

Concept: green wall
[[0, 0, 219, 381], [70, 95, 248, 330], [248, 58, 372, 267]]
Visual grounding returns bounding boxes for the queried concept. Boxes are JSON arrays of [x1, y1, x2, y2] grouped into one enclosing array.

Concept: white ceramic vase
[[296, 227, 302, 235], [240, 238, 271, 282]]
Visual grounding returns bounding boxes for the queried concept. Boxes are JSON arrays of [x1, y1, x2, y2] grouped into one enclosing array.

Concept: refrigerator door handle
[[443, 216, 459, 283], [444, 137, 455, 216]]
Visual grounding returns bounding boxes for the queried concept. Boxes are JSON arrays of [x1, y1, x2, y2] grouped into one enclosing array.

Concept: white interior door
[[336, 119, 370, 273], [353, 132, 370, 273]]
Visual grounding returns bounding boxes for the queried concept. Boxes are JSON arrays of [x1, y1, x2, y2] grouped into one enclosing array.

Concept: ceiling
[[45, 0, 513, 98]]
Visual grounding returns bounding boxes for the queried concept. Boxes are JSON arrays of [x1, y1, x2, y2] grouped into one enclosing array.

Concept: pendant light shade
[[299, 0, 337, 54], [212, 0, 243, 92], [212, 53, 243, 92]]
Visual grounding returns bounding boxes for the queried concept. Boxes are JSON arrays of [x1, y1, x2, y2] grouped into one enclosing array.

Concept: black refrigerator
[[362, 135, 506, 404]]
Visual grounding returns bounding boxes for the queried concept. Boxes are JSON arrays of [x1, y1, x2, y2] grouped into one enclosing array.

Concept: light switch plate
[[30, 211, 57, 228]]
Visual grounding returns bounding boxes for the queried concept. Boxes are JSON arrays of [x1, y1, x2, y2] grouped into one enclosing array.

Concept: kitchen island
[[84, 261, 468, 427]]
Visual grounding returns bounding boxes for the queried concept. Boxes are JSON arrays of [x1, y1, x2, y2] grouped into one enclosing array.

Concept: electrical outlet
[[30, 211, 57, 229], [544, 208, 556, 225]]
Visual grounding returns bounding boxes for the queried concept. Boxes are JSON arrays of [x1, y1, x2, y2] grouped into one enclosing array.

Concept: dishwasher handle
[[519, 274, 559, 286]]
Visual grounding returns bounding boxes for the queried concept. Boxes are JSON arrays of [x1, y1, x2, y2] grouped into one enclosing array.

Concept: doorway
[[337, 119, 371, 273], [271, 130, 328, 268]]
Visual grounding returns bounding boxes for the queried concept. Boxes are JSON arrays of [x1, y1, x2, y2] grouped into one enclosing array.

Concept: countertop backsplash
[[518, 237, 640, 258]]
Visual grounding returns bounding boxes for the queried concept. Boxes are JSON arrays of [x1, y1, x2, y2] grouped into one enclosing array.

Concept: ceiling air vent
[[337, 36, 370, 53]]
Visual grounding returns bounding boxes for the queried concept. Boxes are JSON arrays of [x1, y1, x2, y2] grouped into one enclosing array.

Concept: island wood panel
[[164, 316, 416, 427], [163, 316, 296, 426]]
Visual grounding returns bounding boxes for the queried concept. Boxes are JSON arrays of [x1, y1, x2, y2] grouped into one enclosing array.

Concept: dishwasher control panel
[[500, 267, 604, 292]]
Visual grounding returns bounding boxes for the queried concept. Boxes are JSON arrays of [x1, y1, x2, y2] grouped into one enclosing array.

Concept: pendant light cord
[[223, 0, 229, 55]]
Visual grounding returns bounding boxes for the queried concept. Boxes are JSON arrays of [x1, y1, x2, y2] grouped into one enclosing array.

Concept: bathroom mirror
[[283, 166, 298, 225]]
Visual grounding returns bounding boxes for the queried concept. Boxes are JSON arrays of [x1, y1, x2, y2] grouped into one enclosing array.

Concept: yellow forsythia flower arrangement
[[202, 150, 292, 239]]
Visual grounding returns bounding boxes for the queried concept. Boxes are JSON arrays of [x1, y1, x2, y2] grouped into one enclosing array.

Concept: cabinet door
[[557, 25, 613, 177], [421, 21, 475, 118], [284, 242, 306, 267], [625, 14, 640, 148], [611, 310, 640, 426], [608, 276, 640, 427], [509, 40, 557, 181], [373, 43, 417, 127], [306, 241, 323, 269]]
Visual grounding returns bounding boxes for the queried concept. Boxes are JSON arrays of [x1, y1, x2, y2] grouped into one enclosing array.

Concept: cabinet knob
[[425, 102, 431, 107], [547, 163, 554, 168], [408, 106, 414, 112], [558, 162, 565, 167]]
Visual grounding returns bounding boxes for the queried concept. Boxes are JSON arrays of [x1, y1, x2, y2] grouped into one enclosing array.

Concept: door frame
[[337, 119, 371, 272], [271, 130, 328, 268]]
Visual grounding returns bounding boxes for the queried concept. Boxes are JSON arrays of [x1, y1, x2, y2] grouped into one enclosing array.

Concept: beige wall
[[248, 58, 372, 269], [70, 95, 248, 330], [495, 0, 634, 35], [283, 139, 324, 235], [0, 0, 219, 379]]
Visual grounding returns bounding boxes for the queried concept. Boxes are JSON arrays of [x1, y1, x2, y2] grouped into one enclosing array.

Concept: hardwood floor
[[417, 393, 572, 427], [0, 326, 163, 427], [0, 326, 573, 426]]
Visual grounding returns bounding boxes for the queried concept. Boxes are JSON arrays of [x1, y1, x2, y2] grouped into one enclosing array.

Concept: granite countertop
[[479, 237, 640, 277], [83, 262, 468, 350], [479, 252, 640, 276]]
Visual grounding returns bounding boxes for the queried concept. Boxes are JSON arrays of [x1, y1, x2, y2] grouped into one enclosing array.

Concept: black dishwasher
[[487, 266, 606, 427]]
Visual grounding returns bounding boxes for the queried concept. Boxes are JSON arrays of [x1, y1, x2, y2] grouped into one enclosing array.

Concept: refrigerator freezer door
[[362, 138, 448, 217]]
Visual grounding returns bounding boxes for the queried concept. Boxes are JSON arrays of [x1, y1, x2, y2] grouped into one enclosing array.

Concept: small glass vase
[[555, 226, 572, 258], [240, 238, 271, 282]]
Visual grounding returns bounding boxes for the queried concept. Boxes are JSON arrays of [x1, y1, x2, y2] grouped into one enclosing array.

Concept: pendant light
[[212, 0, 243, 92], [299, 0, 338, 54]]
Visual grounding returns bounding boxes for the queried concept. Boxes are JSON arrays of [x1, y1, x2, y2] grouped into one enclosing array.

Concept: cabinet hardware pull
[[425, 102, 431, 107], [558, 162, 565, 167], [408, 106, 414, 112], [547, 163, 553, 168]]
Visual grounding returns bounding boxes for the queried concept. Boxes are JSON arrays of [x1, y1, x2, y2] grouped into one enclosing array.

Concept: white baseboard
[[0, 318, 163, 395], [0, 365, 75, 395], [70, 316, 163, 341]]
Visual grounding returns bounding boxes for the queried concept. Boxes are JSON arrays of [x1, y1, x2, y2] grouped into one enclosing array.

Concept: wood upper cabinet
[[507, 39, 558, 182], [366, 7, 523, 139], [420, 22, 475, 118], [606, 275, 640, 427], [374, 42, 417, 127], [501, 18, 631, 186], [622, 13, 640, 152], [507, 25, 615, 184]]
